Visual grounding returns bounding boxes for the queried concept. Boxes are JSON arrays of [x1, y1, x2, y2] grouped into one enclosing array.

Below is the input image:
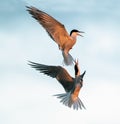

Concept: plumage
[[28, 60, 86, 110], [26, 6, 84, 65]]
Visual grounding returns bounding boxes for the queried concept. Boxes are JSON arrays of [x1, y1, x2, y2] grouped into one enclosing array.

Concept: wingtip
[[26, 6, 32, 9], [26, 6, 35, 11], [27, 60, 33, 65], [25, 6, 29, 8], [27, 60, 36, 67], [26, 6, 31, 10]]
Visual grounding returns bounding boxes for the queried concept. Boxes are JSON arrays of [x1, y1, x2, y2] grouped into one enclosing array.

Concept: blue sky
[[0, 0, 120, 124]]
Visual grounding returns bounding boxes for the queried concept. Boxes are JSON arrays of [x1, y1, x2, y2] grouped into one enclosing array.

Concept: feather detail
[[62, 51, 74, 66], [54, 92, 85, 110]]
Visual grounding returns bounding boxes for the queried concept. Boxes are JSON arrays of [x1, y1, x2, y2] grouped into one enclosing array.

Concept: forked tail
[[54, 92, 86, 110], [62, 51, 74, 66]]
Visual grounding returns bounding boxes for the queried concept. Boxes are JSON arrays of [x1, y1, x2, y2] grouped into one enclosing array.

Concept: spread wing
[[26, 6, 71, 48], [28, 61, 74, 92]]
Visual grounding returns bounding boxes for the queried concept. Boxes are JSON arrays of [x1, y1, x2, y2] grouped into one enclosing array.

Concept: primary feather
[[28, 60, 86, 110], [26, 6, 84, 65]]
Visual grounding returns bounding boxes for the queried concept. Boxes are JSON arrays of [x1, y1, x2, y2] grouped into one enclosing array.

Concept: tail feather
[[62, 51, 74, 66], [78, 99, 82, 109], [79, 98, 86, 109], [73, 102, 78, 110], [54, 92, 85, 110]]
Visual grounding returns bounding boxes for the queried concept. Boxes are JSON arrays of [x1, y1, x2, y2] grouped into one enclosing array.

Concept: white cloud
[[0, 0, 120, 124], [85, 24, 119, 55], [0, 75, 120, 124]]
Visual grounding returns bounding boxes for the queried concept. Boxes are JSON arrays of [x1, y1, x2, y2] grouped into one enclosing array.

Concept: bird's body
[[28, 60, 86, 110], [27, 6, 84, 65]]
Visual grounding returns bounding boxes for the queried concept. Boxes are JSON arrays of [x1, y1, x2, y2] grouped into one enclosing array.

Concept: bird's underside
[[27, 6, 86, 110], [26, 6, 83, 65], [26, 6, 74, 51], [28, 61, 86, 110]]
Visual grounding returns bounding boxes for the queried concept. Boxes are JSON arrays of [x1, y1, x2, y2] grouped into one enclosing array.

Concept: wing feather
[[26, 6, 70, 48], [28, 61, 74, 92]]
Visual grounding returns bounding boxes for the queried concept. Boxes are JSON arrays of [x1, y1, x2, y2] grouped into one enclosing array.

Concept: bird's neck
[[75, 65, 80, 77], [71, 84, 80, 100], [70, 34, 77, 42]]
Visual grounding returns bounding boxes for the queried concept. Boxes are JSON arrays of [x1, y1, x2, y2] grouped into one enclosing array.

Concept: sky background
[[0, 0, 120, 124]]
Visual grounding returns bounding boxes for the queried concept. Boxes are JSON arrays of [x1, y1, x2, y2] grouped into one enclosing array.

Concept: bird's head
[[74, 59, 86, 76], [78, 71, 86, 87], [70, 29, 84, 37], [74, 59, 80, 76]]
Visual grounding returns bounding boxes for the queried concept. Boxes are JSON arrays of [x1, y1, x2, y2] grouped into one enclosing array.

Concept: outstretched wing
[[26, 6, 70, 48], [28, 61, 74, 92]]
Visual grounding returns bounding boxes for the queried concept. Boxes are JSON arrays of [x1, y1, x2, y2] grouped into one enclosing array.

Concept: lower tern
[[27, 6, 84, 65], [28, 60, 86, 110]]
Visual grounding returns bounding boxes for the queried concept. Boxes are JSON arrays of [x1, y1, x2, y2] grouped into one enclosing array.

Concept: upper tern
[[27, 6, 84, 65], [28, 60, 86, 110]]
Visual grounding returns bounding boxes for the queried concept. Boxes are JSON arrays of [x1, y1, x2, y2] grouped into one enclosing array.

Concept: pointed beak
[[74, 58, 79, 65], [81, 71, 86, 78], [78, 31, 84, 37]]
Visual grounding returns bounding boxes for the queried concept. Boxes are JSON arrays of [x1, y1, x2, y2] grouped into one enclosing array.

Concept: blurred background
[[0, 0, 120, 124]]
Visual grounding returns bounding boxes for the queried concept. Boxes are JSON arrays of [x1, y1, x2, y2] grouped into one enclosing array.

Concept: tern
[[27, 6, 84, 65], [28, 60, 86, 110]]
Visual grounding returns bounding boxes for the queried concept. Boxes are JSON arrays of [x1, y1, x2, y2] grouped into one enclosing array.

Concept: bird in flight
[[26, 6, 84, 65], [28, 60, 86, 110]]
